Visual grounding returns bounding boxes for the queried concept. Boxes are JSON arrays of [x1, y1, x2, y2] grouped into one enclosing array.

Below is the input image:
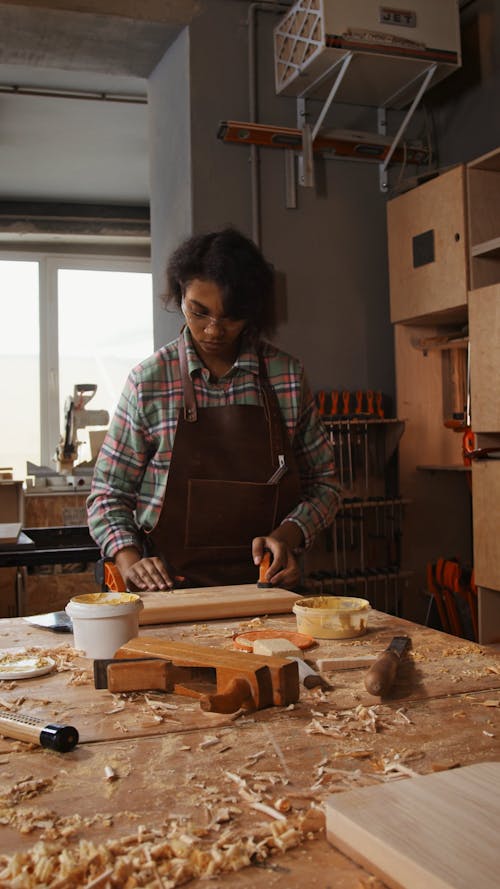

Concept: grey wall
[[148, 0, 395, 400], [147, 0, 500, 400], [423, 0, 500, 166], [148, 26, 192, 349]]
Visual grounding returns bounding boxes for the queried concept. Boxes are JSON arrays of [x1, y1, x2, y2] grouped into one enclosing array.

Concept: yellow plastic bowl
[[293, 596, 371, 639]]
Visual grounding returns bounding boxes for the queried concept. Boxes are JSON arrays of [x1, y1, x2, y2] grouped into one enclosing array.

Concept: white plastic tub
[[65, 592, 143, 659]]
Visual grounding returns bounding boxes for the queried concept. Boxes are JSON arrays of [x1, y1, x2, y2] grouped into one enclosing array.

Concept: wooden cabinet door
[[472, 461, 500, 591], [387, 165, 468, 323], [469, 283, 500, 432]]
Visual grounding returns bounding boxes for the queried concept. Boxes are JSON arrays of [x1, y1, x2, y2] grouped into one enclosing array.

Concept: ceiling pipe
[[0, 85, 147, 104]]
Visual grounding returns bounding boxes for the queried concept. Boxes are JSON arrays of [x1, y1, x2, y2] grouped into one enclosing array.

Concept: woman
[[87, 228, 342, 591]]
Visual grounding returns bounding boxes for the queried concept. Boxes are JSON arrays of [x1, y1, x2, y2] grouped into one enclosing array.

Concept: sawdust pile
[[0, 807, 324, 888]]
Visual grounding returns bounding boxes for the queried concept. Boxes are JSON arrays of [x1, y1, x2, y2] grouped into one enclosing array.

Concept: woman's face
[[181, 279, 246, 367]]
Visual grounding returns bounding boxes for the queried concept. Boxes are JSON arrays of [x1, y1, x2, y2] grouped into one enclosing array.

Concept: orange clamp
[[376, 391, 384, 418], [317, 390, 326, 415], [331, 390, 339, 416]]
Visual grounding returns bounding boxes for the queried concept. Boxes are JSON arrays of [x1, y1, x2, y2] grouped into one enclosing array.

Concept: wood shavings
[[84, 867, 114, 888], [0, 696, 25, 711], [483, 730, 495, 738], [382, 756, 420, 780], [306, 704, 384, 739], [249, 801, 287, 821], [0, 807, 324, 888], [199, 736, 221, 750], [67, 668, 92, 686], [0, 651, 52, 672], [245, 750, 266, 765], [262, 725, 292, 781], [104, 766, 118, 782], [357, 876, 385, 889], [0, 776, 54, 806], [104, 702, 126, 714], [141, 696, 182, 724], [0, 805, 113, 839], [237, 617, 265, 631], [273, 797, 291, 813], [144, 696, 178, 711], [482, 699, 500, 707]]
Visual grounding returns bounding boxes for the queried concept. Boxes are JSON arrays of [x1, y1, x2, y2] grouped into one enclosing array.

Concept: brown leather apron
[[147, 336, 301, 586]]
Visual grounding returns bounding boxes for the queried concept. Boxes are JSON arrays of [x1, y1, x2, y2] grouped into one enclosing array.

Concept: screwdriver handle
[[364, 650, 399, 697], [342, 391, 350, 415], [355, 390, 363, 414]]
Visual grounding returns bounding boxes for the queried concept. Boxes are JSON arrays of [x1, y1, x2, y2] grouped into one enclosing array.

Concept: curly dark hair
[[164, 227, 276, 338]]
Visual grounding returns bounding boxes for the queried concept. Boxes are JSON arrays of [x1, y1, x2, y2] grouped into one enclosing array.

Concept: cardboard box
[[0, 481, 24, 524]]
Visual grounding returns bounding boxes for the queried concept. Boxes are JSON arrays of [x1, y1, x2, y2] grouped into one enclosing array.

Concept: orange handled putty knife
[[364, 636, 411, 697], [257, 550, 272, 588]]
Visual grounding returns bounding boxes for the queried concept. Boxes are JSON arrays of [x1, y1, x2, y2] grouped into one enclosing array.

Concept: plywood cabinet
[[387, 165, 468, 323], [468, 282, 500, 641], [469, 283, 500, 433], [467, 150, 500, 290], [388, 147, 500, 640]]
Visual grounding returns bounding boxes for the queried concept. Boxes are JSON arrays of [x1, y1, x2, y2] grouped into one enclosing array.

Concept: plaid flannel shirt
[[87, 328, 342, 558]]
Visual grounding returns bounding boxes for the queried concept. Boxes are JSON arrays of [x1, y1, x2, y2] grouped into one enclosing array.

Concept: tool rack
[[305, 414, 409, 615]]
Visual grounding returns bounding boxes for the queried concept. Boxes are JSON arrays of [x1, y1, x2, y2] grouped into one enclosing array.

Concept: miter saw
[[56, 384, 109, 475]]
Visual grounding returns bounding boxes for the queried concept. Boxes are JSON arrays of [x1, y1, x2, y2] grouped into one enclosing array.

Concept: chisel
[[364, 636, 411, 697], [0, 709, 79, 752]]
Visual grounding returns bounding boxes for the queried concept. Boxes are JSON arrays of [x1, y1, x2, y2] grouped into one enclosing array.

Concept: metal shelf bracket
[[297, 51, 353, 188], [378, 62, 437, 192]]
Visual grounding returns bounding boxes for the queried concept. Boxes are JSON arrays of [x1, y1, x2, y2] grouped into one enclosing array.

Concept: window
[[0, 255, 153, 480], [0, 260, 40, 480]]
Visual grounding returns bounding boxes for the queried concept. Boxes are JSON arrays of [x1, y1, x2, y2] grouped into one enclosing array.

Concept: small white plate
[[0, 653, 55, 681]]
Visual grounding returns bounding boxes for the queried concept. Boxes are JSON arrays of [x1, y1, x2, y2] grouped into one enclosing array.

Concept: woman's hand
[[252, 523, 303, 590], [115, 547, 173, 591]]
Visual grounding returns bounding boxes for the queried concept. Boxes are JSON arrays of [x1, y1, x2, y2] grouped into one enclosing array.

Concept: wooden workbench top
[[0, 610, 499, 888]]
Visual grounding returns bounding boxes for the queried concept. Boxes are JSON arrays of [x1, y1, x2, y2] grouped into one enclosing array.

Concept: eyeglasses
[[181, 299, 245, 332]]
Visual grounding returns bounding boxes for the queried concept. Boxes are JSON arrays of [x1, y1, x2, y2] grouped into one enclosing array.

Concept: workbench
[[0, 604, 499, 888]]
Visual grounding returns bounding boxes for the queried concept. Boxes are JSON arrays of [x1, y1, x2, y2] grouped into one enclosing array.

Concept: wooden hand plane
[[93, 637, 299, 714]]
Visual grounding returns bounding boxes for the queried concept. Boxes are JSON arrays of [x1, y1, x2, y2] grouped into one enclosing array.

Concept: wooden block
[[326, 762, 500, 889], [253, 638, 304, 659]]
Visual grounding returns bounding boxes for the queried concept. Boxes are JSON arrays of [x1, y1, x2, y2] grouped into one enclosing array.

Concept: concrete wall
[[148, 0, 395, 400], [148, 26, 192, 349], [422, 0, 500, 166]]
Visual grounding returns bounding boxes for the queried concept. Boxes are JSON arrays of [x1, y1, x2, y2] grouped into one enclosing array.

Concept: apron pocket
[[186, 479, 279, 548]]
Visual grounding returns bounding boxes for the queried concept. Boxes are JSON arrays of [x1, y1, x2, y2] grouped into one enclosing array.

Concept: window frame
[[0, 251, 152, 468]]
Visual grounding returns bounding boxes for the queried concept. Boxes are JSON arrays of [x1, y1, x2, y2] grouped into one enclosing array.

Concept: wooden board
[[326, 762, 500, 889], [138, 584, 301, 625]]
